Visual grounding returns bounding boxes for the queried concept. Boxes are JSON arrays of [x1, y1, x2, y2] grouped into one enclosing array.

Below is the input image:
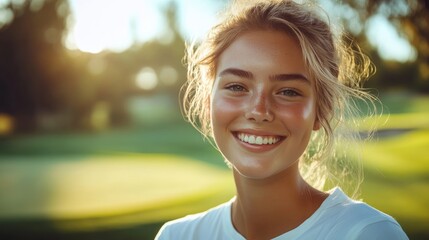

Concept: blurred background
[[0, 0, 428, 239]]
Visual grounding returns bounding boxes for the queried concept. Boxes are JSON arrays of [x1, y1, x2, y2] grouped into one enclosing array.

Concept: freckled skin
[[210, 30, 320, 180]]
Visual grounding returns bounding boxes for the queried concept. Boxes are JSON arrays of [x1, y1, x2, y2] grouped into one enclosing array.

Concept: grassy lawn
[[0, 154, 234, 222], [0, 93, 428, 239], [0, 123, 235, 240], [0, 123, 224, 168], [357, 126, 429, 237], [355, 95, 429, 237]]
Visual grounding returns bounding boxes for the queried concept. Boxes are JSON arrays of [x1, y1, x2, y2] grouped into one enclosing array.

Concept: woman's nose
[[244, 93, 274, 122]]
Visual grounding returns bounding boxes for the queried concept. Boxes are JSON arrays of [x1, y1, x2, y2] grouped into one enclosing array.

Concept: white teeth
[[263, 138, 268, 144], [237, 133, 281, 145]]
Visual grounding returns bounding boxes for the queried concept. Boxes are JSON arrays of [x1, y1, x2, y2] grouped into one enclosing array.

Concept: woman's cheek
[[211, 94, 243, 127], [212, 96, 232, 117], [288, 102, 312, 122], [277, 100, 316, 126]]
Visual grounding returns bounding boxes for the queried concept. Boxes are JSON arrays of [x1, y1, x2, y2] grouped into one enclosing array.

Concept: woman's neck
[[231, 165, 327, 240]]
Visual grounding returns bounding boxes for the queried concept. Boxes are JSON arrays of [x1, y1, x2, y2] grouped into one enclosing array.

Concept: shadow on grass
[[0, 219, 163, 240]]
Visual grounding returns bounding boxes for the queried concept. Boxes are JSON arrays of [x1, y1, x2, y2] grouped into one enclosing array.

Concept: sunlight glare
[[136, 67, 158, 90], [0, 114, 14, 135], [159, 66, 178, 86], [176, 0, 222, 40], [0, 7, 13, 28], [66, 0, 165, 54]]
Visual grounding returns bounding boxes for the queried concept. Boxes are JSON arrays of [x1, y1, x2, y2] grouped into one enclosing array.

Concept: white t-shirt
[[155, 188, 408, 240]]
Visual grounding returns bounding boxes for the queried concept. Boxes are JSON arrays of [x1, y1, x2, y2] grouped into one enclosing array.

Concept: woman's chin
[[232, 164, 278, 180]]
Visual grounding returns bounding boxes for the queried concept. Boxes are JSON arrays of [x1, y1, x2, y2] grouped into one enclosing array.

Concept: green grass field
[[0, 124, 234, 240], [0, 94, 428, 239], [357, 119, 429, 237]]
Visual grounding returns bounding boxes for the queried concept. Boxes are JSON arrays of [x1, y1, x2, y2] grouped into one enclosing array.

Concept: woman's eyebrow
[[269, 73, 310, 84], [218, 68, 253, 79], [218, 68, 309, 84]]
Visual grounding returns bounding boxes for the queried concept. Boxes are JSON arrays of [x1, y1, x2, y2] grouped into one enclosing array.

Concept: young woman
[[156, 1, 408, 239]]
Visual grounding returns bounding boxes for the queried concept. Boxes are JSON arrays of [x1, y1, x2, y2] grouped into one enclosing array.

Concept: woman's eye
[[226, 84, 246, 92], [278, 89, 300, 97]]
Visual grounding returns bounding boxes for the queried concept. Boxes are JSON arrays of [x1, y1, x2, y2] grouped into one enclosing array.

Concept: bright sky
[[65, 0, 222, 53], [366, 14, 416, 61], [65, 0, 415, 62]]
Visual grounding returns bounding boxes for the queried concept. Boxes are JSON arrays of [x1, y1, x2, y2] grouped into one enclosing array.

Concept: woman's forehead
[[215, 30, 310, 81]]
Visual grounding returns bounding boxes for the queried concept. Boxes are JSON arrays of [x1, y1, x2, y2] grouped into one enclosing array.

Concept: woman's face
[[210, 30, 320, 179]]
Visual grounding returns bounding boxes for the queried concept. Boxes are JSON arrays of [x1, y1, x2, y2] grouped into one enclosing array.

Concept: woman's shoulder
[[318, 188, 408, 239], [324, 188, 398, 223], [155, 199, 234, 240]]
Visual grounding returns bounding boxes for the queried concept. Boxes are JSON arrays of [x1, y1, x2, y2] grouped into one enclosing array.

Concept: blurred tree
[[129, 0, 187, 94], [0, 0, 188, 133], [88, 1, 187, 126], [329, 0, 429, 91], [0, 0, 72, 131]]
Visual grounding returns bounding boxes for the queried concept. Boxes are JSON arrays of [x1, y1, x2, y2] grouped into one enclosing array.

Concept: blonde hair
[[182, 0, 376, 195]]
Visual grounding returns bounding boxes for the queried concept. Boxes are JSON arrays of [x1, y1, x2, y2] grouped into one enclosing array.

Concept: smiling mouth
[[235, 132, 284, 145]]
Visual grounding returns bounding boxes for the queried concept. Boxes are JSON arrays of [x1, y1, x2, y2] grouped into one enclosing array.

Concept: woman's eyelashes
[[223, 82, 303, 97], [225, 83, 247, 92], [277, 88, 301, 97]]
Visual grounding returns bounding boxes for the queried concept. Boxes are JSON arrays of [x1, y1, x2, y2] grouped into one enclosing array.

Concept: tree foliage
[[0, 0, 186, 132], [329, 0, 429, 90], [0, 0, 71, 131]]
